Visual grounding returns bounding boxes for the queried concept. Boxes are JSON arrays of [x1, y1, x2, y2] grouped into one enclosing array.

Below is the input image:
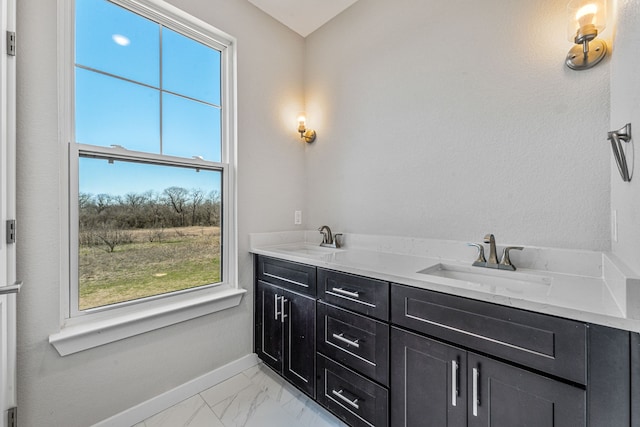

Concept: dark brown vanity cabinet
[[391, 283, 632, 427], [255, 255, 634, 427], [632, 332, 640, 427], [391, 327, 586, 427], [316, 268, 391, 427], [254, 257, 317, 398]]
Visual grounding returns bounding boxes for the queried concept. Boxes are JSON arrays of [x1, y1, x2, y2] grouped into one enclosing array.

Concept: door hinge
[[6, 220, 16, 244], [7, 407, 16, 427], [6, 31, 15, 56]]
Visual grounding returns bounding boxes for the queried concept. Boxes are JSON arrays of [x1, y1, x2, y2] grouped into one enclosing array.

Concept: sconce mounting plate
[[566, 39, 607, 70], [302, 129, 316, 143]]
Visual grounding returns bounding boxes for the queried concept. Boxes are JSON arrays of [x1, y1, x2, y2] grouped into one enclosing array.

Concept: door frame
[[0, 0, 18, 423]]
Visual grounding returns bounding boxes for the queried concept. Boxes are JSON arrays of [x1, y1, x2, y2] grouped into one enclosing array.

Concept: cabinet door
[[255, 281, 283, 373], [391, 327, 467, 427], [467, 353, 586, 427], [283, 289, 316, 397]]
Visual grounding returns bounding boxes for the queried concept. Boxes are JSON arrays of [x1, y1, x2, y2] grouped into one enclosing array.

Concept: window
[[61, 0, 237, 323]]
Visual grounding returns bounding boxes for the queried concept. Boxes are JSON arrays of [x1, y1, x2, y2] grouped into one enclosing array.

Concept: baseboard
[[93, 353, 260, 427]]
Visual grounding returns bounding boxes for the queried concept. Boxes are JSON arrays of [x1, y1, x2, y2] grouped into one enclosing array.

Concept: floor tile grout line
[[137, 363, 345, 427]]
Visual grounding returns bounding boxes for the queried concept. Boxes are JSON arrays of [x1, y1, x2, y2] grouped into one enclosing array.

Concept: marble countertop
[[250, 231, 640, 333]]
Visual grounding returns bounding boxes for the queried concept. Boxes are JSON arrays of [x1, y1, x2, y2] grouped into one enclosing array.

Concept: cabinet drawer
[[317, 354, 389, 427], [257, 256, 317, 296], [318, 269, 389, 321], [317, 302, 389, 386], [391, 284, 587, 385]]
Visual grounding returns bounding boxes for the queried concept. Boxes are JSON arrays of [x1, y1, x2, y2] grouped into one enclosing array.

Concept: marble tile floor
[[132, 362, 349, 427]]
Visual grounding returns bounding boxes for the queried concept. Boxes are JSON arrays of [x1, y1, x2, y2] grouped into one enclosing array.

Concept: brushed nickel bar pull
[[451, 360, 458, 407], [274, 294, 281, 320], [331, 287, 360, 298], [332, 333, 360, 348], [0, 281, 22, 295], [472, 367, 479, 417], [280, 297, 288, 323], [331, 389, 360, 410]]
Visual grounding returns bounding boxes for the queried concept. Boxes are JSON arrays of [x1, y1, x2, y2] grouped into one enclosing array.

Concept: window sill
[[49, 286, 246, 356]]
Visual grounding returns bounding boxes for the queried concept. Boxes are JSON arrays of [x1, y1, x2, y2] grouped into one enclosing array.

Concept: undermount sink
[[417, 263, 553, 296], [271, 244, 344, 257]]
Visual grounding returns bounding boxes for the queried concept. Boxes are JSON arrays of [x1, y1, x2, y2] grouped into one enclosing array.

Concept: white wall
[[16, 0, 306, 425], [610, 0, 640, 275], [305, 0, 612, 250]]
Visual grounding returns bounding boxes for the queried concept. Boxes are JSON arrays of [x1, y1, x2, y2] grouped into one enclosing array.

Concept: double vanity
[[251, 231, 640, 427]]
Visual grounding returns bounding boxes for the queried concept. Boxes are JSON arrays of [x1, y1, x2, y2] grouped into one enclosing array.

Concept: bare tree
[[202, 190, 221, 226], [94, 223, 132, 253], [94, 193, 115, 215], [163, 186, 189, 226], [78, 186, 218, 234], [79, 192, 93, 210], [124, 192, 145, 227], [189, 188, 205, 226]]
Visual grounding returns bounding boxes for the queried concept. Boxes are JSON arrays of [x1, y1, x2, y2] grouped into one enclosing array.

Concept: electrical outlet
[[294, 210, 302, 225], [612, 209, 618, 242]]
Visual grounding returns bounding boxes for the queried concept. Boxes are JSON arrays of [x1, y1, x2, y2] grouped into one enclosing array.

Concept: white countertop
[[250, 231, 640, 333]]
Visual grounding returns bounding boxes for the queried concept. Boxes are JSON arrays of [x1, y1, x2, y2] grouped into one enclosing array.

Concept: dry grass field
[[79, 226, 221, 310]]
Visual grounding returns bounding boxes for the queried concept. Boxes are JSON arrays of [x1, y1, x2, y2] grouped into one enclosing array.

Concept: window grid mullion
[[159, 23, 163, 155], [75, 64, 222, 110]]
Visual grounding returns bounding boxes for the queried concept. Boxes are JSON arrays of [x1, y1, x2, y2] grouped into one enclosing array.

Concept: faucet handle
[[334, 233, 343, 248], [467, 243, 486, 267], [499, 246, 524, 271]]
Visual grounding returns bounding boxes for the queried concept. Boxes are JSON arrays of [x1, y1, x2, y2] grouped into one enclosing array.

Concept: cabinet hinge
[[6, 219, 16, 244], [6, 31, 15, 56], [7, 407, 16, 427]]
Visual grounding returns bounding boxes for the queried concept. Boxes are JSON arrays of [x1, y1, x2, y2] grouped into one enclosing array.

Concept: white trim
[[57, 0, 74, 327], [112, 0, 233, 49], [91, 353, 259, 427], [50, 287, 246, 356], [1, 0, 18, 415], [56, 0, 239, 343]]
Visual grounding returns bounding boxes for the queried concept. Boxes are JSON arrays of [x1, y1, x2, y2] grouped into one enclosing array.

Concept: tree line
[[80, 187, 221, 251]]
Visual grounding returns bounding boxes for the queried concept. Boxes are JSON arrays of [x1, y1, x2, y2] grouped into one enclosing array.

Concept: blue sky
[[75, 0, 222, 196], [79, 157, 221, 196]]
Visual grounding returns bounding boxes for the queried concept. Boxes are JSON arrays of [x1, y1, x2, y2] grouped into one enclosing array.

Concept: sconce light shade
[[566, 0, 607, 70], [297, 112, 316, 143]]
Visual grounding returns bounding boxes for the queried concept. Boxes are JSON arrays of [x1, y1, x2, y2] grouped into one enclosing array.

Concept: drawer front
[[391, 284, 587, 385], [318, 269, 389, 321], [317, 354, 389, 427], [257, 256, 317, 296], [317, 302, 389, 386]]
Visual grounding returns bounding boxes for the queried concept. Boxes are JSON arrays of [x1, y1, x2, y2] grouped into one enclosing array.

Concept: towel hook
[[607, 123, 633, 182]]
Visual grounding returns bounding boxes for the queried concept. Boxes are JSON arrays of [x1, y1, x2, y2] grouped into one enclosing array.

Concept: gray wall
[[610, 0, 640, 275], [304, 0, 612, 250], [16, 0, 306, 425]]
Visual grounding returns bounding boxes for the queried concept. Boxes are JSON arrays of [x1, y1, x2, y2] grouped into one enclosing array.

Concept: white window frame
[[50, 0, 243, 356]]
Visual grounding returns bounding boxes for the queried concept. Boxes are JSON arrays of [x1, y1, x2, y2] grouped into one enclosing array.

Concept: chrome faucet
[[468, 234, 523, 271], [318, 225, 342, 248]]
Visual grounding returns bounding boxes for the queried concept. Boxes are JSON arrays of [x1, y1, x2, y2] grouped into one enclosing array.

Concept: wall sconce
[[297, 113, 316, 143], [565, 0, 607, 70]]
